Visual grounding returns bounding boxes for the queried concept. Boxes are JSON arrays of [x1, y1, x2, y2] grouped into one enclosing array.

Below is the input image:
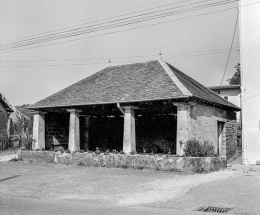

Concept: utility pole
[[239, 0, 260, 164]]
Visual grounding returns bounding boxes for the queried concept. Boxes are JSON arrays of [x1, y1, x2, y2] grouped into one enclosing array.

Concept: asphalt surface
[[0, 153, 259, 215], [0, 195, 234, 215]]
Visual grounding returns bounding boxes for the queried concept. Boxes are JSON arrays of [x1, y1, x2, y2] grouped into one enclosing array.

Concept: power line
[[220, 9, 239, 85], [0, 49, 239, 67], [0, 47, 239, 63], [0, 0, 234, 50], [0, 0, 173, 43], [0, 0, 194, 45], [0, 0, 240, 53]]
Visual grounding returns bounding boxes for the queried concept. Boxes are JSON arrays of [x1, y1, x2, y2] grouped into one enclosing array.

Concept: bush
[[0, 130, 11, 150], [201, 141, 215, 157], [184, 139, 215, 157], [184, 139, 202, 157]]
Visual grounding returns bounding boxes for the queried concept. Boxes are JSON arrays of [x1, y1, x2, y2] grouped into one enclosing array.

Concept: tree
[[227, 63, 241, 85]]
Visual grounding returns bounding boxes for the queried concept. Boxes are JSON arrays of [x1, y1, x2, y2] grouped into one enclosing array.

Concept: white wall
[[240, 0, 260, 164]]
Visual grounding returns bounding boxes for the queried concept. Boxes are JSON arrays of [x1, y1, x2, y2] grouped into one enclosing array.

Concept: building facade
[[28, 60, 239, 157]]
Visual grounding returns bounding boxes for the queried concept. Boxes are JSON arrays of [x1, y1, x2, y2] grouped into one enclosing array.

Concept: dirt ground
[[1, 158, 260, 214]]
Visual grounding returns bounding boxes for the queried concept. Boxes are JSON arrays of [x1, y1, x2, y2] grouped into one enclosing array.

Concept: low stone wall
[[17, 151, 227, 173]]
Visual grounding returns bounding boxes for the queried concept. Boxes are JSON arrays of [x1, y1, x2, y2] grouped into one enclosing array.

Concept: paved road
[[0, 195, 234, 215]]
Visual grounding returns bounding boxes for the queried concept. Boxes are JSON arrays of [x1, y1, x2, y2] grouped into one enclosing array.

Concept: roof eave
[[27, 95, 191, 109]]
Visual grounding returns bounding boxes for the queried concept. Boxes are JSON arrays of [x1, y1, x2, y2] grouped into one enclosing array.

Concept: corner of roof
[[157, 59, 192, 97]]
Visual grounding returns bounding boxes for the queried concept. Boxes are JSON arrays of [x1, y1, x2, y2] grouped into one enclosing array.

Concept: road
[[0, 195, 230, 215]]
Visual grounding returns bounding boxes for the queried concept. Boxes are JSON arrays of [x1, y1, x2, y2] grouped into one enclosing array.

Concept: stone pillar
[[6, 114, 11, 139], [32, 111, 47, 150], [122, 106, 138, 154], [220, 123, 227, 157], [67, 109, 82, 152], [173, 103, 192, 156], [84, 116, 90, 151]]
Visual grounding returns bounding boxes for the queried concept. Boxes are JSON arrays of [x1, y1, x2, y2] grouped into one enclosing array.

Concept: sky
[[0, 0, 240, 106]]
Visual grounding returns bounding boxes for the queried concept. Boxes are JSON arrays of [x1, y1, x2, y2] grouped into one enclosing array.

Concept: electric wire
[[0, 0, 173, 43], [0, 47, 239, 63], [0, 0, 234, 50], [0, 0, 239, 53], [0, 49, 239, 67], [220, 9, 239, 85], [0, 0, 194, 45]]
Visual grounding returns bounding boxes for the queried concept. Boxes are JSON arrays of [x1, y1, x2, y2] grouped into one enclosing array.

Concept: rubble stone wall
[[17, 150, 227, 173], [190, 104, 227, 156], [226, 120, 238, 159]]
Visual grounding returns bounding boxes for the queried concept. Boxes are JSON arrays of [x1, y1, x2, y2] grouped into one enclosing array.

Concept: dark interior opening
[[136, 113, 177, 154], [85, 116, 124, 151]]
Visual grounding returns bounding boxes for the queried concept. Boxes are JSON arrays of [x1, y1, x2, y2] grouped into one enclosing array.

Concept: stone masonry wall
[[225, 120, 238, 160], [190, 104, 227, 157], [17, 150, 227, 173]]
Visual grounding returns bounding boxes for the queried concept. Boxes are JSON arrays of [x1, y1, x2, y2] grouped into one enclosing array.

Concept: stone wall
[[17, 150, 227, 173], [190, 103, 227, 157], [226, 120, 238, 159], [0, 102, 8, 132]]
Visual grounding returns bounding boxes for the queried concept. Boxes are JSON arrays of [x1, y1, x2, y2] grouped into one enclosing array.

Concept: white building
[[208, 85, 241, 123]]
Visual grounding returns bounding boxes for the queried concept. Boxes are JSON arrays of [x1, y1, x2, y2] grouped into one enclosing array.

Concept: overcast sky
[[0, 0, 240, 106]]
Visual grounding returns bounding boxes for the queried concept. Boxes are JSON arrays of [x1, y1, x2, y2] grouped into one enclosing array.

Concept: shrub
[[184, 139, 215, 157], [0, 130, 11, 150], [201, 141, 215, 157], [184, 139, 202, 157]]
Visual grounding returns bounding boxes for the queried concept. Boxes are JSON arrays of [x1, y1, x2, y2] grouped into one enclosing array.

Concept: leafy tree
[[227, 63, 241, 85]]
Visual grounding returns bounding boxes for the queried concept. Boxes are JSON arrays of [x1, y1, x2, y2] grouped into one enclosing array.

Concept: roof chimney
[[159, 50, 162, 60]]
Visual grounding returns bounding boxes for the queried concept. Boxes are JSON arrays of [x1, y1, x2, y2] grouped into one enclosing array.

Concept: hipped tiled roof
[[29, 60, 239, 110], [0, 93, 14, 112]]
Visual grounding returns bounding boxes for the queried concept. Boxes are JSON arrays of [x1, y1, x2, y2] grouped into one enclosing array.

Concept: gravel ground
[[0, 161, 245, 206]]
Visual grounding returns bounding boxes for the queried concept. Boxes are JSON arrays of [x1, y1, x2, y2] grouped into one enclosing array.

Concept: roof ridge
[[158, 59, 192, 96]]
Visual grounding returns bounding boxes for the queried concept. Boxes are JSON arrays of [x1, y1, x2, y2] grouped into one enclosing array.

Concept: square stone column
[[173, 103, 192, 156], [83, 116, 90, 151], [122, 106, 138, 154], [67, 109, 82, 152], [32, 111, 47, 150]]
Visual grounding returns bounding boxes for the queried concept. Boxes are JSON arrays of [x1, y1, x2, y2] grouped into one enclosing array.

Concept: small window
[[223, 96, 228, 100]]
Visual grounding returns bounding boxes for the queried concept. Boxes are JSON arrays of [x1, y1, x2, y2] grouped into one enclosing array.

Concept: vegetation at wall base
[[184, 138, 215, 157]]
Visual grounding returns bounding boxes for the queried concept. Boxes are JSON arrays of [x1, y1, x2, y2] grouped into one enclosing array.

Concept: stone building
[[28, 60, 239, 157], [0, 93, 14, 137], [208, 85, 241, 123]]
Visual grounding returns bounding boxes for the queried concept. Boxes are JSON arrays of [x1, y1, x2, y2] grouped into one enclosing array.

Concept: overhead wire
[[220, 9, 239, 85], [0, 0, 194, 45], [0, 0, 173, 43], [0, 0, 239, 52], [1, 0, 238, 51], [0, 0, 233, 50], [0, 49, 239, 67], [0, 47, 239, 63], [0, 3, 245, 54]]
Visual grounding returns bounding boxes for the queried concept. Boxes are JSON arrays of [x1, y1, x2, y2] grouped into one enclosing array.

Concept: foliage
[[227, 63, 241, 85], [11, 114, 33, 149], [11, 116, 32, 137], [21, 137, 34, 150], [184, 139, 202, 157], [201, 141, 215, 157], [184, 139, 215, 157], [0, 129, 12, 150]]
